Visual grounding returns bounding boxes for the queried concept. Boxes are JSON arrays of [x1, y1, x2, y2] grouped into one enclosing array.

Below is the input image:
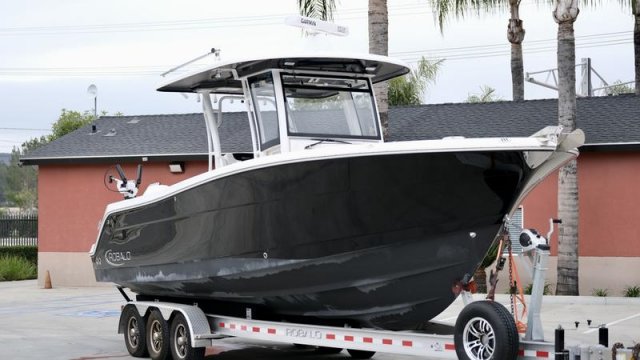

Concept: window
[[281, 75, 380, 140], [249, 72, 280, 150]]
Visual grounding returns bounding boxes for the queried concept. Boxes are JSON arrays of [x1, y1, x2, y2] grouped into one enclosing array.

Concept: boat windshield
[[249, 72, 280, 149], [281, 74, 380, 140]]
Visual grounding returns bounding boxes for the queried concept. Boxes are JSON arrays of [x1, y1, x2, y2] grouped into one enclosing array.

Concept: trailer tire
[[347, 349, 376, 359], [170, 313, 205, 360], [454, 300, 519, 360], [315, 346, 343, 354], [146, 309, 171, 360], [122, 305, 148, 358]]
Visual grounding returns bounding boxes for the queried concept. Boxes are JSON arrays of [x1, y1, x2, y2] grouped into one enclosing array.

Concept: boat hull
[[93, 150, 532, 329]]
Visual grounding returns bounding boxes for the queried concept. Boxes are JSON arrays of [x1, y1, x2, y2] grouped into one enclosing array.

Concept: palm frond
[[297, 0, 336, 20], [430, 0, 507, 32]]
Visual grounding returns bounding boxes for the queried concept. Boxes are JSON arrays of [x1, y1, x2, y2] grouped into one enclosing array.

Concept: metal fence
[[0, 213, 38, 247]]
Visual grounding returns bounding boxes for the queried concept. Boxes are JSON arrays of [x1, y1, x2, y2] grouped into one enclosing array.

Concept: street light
[[87, 84, 98, 120]]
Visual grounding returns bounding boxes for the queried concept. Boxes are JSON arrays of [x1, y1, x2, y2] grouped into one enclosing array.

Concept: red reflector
[[363, 337, 373, 343], [518, 350, 525, 356], [241, 325, 247, 331], [445, 344, 455, 351], [402, 340, 412, 347], [268, 328, 276, 334], [537, 351, 550, 358], [382, 339, 392, 345], [344, 335, 354, 342], [230, 324, 236, 329], [252, 327, 260, 333], [219, 322, 225, 328], [326, 334, 336, 340]]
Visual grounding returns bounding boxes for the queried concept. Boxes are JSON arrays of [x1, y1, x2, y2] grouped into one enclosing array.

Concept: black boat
[[90, 53, 583, 330]]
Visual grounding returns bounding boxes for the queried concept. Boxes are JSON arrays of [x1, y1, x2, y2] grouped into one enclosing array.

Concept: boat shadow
[[205, 343, 354, 359]]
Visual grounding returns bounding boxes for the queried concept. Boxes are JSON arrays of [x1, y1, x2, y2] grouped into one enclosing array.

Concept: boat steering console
[[108, 164, 142, 199]]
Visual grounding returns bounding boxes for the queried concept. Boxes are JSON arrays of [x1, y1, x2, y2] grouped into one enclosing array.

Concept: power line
[[392, 30, 632, 56], [0, 30, 632, 76], [0, 4, 435, 36], [0, 127, 51, 131], [396, 36, 632, 63]]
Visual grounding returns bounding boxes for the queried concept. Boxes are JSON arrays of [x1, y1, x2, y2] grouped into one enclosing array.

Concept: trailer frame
[[114, 226, 633, 360]]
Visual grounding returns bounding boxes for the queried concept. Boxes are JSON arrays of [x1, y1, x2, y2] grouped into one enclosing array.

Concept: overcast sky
[[0, 0, 634, 152]]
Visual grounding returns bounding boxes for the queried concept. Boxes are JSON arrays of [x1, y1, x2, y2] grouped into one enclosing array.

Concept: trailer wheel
[[170, 313, 205, 360], [122, 305, 148, 357], [347, 349, 376, 359], [454, 301, 519, 360], [146, 309, 171, 360]]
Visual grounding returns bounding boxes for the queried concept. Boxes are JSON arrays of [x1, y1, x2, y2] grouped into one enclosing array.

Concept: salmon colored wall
[[519, 172, 559, 254], [38, 161, 208, 252], [38, 151, 640, 257], [521, 152, 640, 257]]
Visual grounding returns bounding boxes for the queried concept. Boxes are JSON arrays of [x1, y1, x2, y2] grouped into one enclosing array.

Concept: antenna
[[161, 48, 221, 77], [284, 15, 349, 37], [87, 84, 98, 120]]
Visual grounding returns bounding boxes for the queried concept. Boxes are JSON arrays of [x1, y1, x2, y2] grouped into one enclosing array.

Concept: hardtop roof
[[157, 52, 410, 94]]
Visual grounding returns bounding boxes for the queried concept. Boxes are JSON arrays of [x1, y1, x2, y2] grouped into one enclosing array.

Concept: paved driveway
[[0, 280, 638, 359]]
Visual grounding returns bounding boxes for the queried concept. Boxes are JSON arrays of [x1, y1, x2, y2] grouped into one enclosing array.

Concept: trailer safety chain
[[504, 228, 528, 334], [611, 342, 624, 360], [486, 224, 527, 332], [507, 236, 515, 314]]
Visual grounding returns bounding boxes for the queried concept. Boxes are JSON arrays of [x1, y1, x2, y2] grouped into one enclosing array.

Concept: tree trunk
[[554, 1, 580, 296], [369, 0, 389, 138], [634, 0, 640, 95], [510, 43, 524, 101], [507, 2, 525, 101], [557, 159, 579, 295]]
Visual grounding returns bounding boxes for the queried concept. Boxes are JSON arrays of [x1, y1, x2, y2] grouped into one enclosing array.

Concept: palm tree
[[634, 0, 639, 95], [431, 0, 527, 101], [296, 0, 335, 21], [617, 0, 640, 95], [466, 85, 504, 103], [297, 0, 392, 138], [553, 0, 580, 296], [368, 0, 391, 138], [507, 0, 526, 100], [389, 58, 443, 106]]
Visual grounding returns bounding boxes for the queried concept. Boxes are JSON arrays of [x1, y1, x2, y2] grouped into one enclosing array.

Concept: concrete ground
[[0, 280, 638, 360]]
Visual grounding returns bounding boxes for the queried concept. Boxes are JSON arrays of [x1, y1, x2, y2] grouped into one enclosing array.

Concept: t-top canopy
[[157, 52, 410, 94]]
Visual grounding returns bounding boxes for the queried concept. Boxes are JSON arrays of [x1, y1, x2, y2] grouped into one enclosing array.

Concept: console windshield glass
[[282, 75, 380, 139]]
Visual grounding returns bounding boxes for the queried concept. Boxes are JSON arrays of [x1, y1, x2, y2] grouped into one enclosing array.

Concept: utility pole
[[579, 58, 592, 97]]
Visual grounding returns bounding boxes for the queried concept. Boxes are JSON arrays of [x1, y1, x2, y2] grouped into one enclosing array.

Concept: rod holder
[[598, 326, 608, 348], [555, 327, 568, 360]]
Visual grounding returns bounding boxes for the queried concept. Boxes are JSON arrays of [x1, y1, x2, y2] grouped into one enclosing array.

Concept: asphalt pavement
[[0, 280, 638, 360]]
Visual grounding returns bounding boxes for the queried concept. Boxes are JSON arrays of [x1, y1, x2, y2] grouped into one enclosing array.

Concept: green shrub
[[623, 285, 640, 298], [524, 282, 553, 295], [0, 246, 37, 265], [0, 255, 37, 281], [592, 288, 609, 297]]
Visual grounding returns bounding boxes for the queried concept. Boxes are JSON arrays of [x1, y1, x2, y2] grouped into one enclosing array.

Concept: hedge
[[0, 246, 37, 265]]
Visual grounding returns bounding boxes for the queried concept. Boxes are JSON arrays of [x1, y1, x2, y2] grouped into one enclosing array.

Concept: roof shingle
[[22, 94, 640, 164]]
